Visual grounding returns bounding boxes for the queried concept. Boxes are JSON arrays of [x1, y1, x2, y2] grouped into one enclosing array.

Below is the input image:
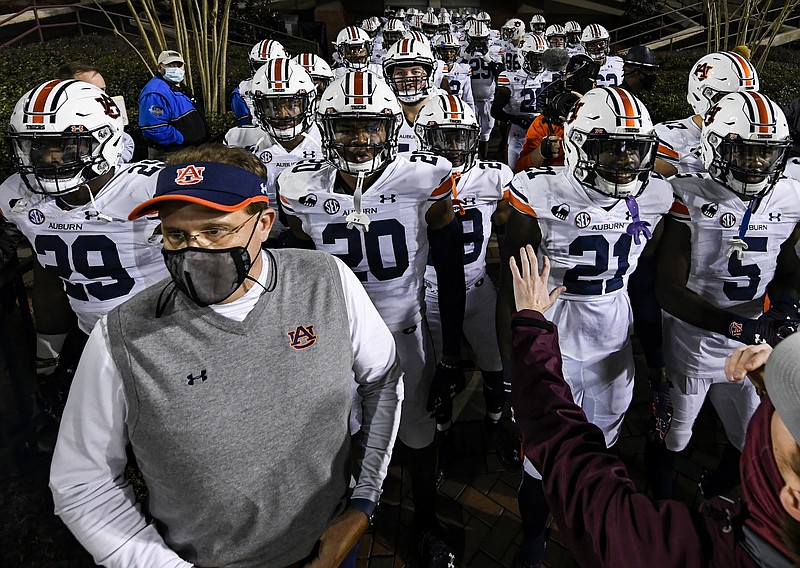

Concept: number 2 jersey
[[664, 173, 800, 377], [508, 168, 673, 360], [0, 161, 169, 334], [424, 160, 512, 289], [278, 153, 453, 329]]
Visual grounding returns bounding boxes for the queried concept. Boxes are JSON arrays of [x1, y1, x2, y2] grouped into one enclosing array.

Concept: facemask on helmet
[[335, 26, 373, 70], [433, 33, 461, 66], [291, 53, 335, 101], [563, 87, 658, 198], [382, 39, 436, 104], [502, 19, 526, 42], [421, 13, 440, 38], [248, 40, 288, 75], [565, 21, 582, 45], [687, 51, 759, 116], [467, 22, 491, 53], [360, 18, 379, 39], [414, 94, 480, 173], [251, 59, 317, 140], [518, 34, 547, 76], [6, 80, 124, 196], [530, 15, 546, 34], [383, 18, 407, 48], [318, 71, 403, 175], [702, 91, 790, 198], [581, 24, 610, 62]]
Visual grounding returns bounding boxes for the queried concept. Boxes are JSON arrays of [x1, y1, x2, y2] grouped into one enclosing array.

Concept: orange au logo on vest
[[287, 324, 317, 349], [174, 164, 205, 185]]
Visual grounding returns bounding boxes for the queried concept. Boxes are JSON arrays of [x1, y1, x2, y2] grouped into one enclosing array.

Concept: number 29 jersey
[[664, 173, 800, 376], [508, 168, 672, 359], [278, 153, 454, 329], [0, 161, 168, 334]]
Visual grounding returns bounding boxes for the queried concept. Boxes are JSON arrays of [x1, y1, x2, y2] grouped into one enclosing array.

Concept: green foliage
[[0, 34, 249, 179]]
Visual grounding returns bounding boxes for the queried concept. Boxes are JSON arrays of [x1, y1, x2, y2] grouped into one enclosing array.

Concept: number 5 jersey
[[0, 161, 169, 334]]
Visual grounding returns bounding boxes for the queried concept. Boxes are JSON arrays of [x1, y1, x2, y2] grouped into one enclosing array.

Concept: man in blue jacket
[[138, 50, 209, 157]]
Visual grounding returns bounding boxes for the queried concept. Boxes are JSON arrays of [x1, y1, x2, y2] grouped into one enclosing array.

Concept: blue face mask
[[163, 67, 185, 83]]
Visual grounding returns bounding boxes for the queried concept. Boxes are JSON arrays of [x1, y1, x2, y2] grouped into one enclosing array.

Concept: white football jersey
[[444, 61, 475, 111], [501, 42, 521, 74], [655, 116, 704, 174], [664, 173, 800, 376], [786, 156, 800, 182], [424, 160, 511, 288], [467, 48, 502, 101], [279, 153, 453, 328], [0, 162, 169, 334], [398, 117, 418, 155], [597, 56, 624, 87], [496, 70, 542, 118], [508, 168, 672, 359], [334, 63, 383, 79], [567, 44, 586, 57]]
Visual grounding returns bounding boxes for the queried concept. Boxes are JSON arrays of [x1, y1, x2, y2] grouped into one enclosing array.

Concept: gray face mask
[[162, 245, 252, 306]]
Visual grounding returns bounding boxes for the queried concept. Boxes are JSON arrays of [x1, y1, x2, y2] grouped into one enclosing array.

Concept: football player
[[2, 80, 168, 417], [402, 30, 449, 92], [278, 71, 464, 567], [382, 38, 444, 154], [497, 87, 673, 567], [582, 24, 624, 87], [420, 12, 440, 40], [291, 52, 335, 103], [544, 24, 567, 49], [491, 33, 548, 170], [230, 40, 287, 127], [464, 21, 503, 158], [333, 26, 382, 77], [224, 58, 321, 240], [433, 32, 476, 114], [500, 18, 527, 73], [415, 94, 520, 482], [529, 14, 547, 34], [649, 92, 800, 500], [564, 21, 584, 55], [656, 51, 759, 177], [381, 17, 408, 51]]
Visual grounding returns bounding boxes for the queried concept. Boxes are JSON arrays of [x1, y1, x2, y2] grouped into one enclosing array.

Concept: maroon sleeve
[[510, 310, 709, 568]]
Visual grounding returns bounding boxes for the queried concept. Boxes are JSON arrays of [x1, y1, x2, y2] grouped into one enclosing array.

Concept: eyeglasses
[[162, 213, 258, 248]]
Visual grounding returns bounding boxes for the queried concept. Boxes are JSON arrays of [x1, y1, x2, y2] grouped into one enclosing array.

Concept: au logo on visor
[[175, 165, 205, 185]]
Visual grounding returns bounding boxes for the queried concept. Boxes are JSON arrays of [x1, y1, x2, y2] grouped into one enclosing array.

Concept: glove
[[539, 135, 562, 159], [647, 368, 673, 443], [727, 309, 799, 347], [426, 361, 466, 422]]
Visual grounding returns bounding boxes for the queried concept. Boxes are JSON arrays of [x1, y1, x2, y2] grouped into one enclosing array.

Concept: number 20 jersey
[[0, 161, 169, 334], [664, 173, 800, 376], [278, 153, 453, 329], [508, 168, 672, 359]]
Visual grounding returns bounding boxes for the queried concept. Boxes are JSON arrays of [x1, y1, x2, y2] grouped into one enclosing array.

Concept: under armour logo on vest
[[187, 369, 208, 385], [288, 325, 317, 350]]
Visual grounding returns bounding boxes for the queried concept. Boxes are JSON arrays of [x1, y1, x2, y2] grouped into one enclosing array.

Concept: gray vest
[[107, 249, 354, 567]]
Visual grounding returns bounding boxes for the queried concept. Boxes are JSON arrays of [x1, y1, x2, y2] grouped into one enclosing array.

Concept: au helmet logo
[[288, 324, 317, 349], [174, 165, 205, 185]]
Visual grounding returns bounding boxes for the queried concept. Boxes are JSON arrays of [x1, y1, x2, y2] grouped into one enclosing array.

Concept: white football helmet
[[334, 26, 373, 70], [421, 12, 440, 38], [360, 17, 379, 38], [476, 11, 491, 26], [701, 91, 790, 198], [291, 53, 334, 101], [687, 51, 759, 116], [248, 40, 288, 74], [395, 8, 406, 19], [318, 71, 402, 175], [7, 79, 124, 195], [563, 87, 658, 198], [545, 24, 567, 48], [518, 33, 547, 76], [403, 30, 432, 47], [383, 38, 436, 104], [383, 18, 407, 48], [414, 94, 480, 173], [439, 12, 452, 33], [433, 33, 461, 67], [565, 21, 582, 45], [409, 14, 423, 31], [530, 14, 547, 34], [502, 18, 527, 42], [466, 21, 491, 53], [250, 58, 317, 140], [581, 24, 610, 62]]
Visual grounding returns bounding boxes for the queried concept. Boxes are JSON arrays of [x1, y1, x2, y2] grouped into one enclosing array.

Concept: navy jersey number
[[459, 208, 484, 264], [662, 121, 688, 131], [562, 234, 632, 294], [322, 219, 410, 281], [409, 153, 439, 165], [519, 88, 537, 114], [597, 73, 619, 87], [724, 236, 768, 301], [125, 160, 162, 177], [504, 52, 520, 72], [35, 234, 135, 301], [448, 79, 462, 95], [469, 57, 492, 80]]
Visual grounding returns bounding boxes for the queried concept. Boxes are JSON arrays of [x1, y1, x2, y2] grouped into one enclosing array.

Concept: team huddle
[[2, 5, 800, 568]]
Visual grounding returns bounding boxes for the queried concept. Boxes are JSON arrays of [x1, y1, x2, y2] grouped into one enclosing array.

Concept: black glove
[[426, 361, 466, 422], [487, 60, 506, 78], [539, 135, 562, 159], [727, 308, 799, 347], [647, 368, 673, 444]]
